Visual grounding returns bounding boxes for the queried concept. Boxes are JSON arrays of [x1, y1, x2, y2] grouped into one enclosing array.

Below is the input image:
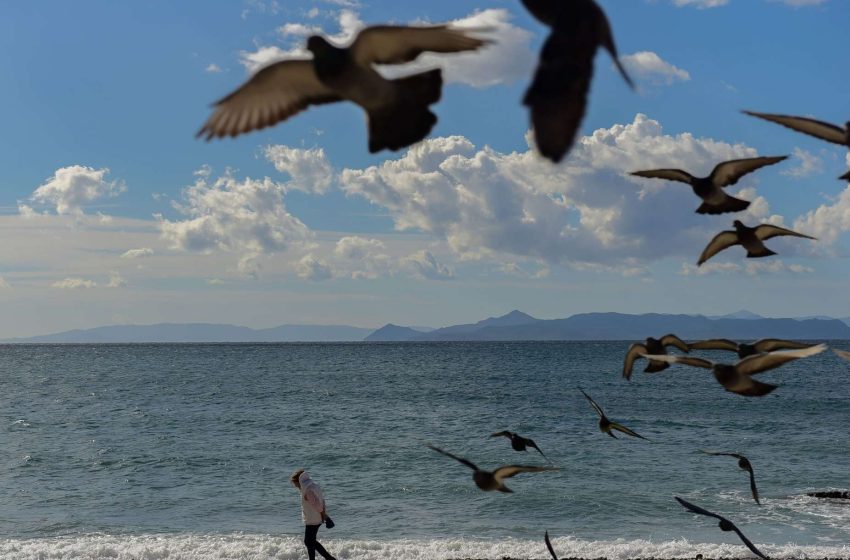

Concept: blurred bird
[[807, 491, 850, 499], [689, 338, 819, 360], [521, 0, 633, 163], [643, 344, 827, 397], [544, 531, 560, 560], [197, 26, 490, 152], [744, 111, 850, 181], [700, 451, 761, 505], [427, 444, 558, 493], [491, 431, 548, 460], [675, 497, 769, 560], [834, 349, 850, 362], [623, 334, 690, 380], [630, 156, 788, 215], [698, 221, 815, 266], [578, 388, 647, 440]]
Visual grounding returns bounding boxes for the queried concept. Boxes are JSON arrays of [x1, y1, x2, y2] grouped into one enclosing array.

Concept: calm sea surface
[[1, 342, 849, 559]]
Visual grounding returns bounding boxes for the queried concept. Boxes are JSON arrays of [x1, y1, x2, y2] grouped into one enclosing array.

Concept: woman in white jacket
[[290, 469, 336, 560]]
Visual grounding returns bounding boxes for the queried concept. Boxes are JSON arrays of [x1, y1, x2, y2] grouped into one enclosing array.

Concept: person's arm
[[305, 488, 326, 519]]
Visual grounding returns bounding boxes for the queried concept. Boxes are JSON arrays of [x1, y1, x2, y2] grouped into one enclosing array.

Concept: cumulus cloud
[[120, 248, 154, 259], [205, 63, 223, 73], [403, 250, 455, 280], [793, 185, 850, 245], [24, 166, 125, 217], [239, 45, 299, 74], [296, 254, 334, 281], [264, 145, 333, 194], [51, 271, 126, 289], [620, 51, 690, 85], [781, 147, 824, 178], [680, 260, 814, 276]]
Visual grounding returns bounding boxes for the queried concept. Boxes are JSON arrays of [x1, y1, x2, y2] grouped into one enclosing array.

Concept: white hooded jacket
[[298, 471, 325, 525]]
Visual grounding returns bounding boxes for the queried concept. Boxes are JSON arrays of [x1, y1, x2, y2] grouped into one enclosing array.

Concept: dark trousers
[[304, 524, 334, 560]]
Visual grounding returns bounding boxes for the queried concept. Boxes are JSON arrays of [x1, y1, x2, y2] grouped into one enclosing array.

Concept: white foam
[[1, 534, 849, 560]]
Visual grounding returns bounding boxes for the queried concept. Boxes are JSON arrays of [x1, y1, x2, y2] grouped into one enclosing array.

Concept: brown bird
[[834, 349, 850, 362], [744, 111, 850, 181], [700, 450, 761, 505], [521, 0, 633, 163], [426, 444, 558, 493], [197, 26, 489, 152], [643, 344, 827, 397], [579, 388, 647, 440], [630, 156, 788, 215], [698, 220, 816, 266], [689, 338, 819, 360], [490, 431, 548, 460], [623, 334, 690, 380], [675, 497, 769, 560]]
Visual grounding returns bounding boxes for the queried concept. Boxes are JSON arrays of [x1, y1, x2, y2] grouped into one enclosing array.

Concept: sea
[[2, 342, 849, 560]]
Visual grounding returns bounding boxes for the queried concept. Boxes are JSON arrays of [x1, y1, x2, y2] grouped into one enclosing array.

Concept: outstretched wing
[[730, 525, 770, 560], [594, 3, 633, 89], [748, 467, 761, 505], [197, 60, 341, 140], [689, 339, 739, 352], [490, 431, 512, 439], [754, 224, 816, 242], [736, 344, 827, 376], [610, 421, 648, 440], [525, 438, 549, 461], [709, 156, 788, 188], [700, 450, 745, 460], [642, 354, 715, 369], [630, 169, 695, 185], [492, 465, 559, 483], [623, 343, 648, 380], [835, 349, 850, 362], [744, 111, 847, 146], [660, 334, 690, 353], [544, 531, 559, 560], [698, 231, 740, 265], [578, 388, 606, 418], [675, 496, 725, 521], [351, 26, 490, 66], [752, 339, 815, 353], [427, 444, 479, 471]]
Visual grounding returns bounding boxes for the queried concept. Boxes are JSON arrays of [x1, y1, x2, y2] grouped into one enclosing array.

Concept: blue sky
[[0, 0, 848, 337]]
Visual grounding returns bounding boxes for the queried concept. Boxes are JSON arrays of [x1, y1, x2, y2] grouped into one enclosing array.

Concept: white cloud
[[782, 147, 824, 178], [296, 254, 334, 281], [770, 0, 827, 6], [620, 51, 690, 85], [403, 250, 455, 280], [239, 45, 299, 74], [672, 0, 730, 7], [680, 260, 814, 276], [52, 278, 97, 289], [120, 248, 154, 259], [205, 63, 223, 73], [278, 22, 323, 37], [207, 278, 227, 285], [0, 277, 10, 289], [264, 145, 333, 194], [793, 185, 850, 245], [25, 166, 125, 217], [106, 271, 127, 288]]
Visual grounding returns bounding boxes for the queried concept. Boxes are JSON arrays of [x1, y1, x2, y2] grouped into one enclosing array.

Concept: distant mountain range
[[4, 310, 850, 343]]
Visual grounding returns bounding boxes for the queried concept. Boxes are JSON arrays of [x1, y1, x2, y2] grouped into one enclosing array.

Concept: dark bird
[[675, 497, 769, 560], [807, 491, 850, 499], [643, 344, 827, 397], [689, 338, 819, 360], [197, 26, 489, 152], [698, 220, 816, 266], [521, 0, 633, 163], [623, 334, 690, 380], [630, 156, 788, 215], [491, 431, 548, 460], [700, 451, 761, 505], [744, 111, 850, 181], [578, 388, 647, 440], [426, 444, 558, 493], [544, 531, 560, 560], [834, 349, 850, 362]]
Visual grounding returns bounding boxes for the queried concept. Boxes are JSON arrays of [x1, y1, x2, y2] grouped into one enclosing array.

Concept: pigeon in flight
[[643, 344, 827, 397], [675, 497, 769, 560], [744, 111, 850, 181], [630, 156, 788, 215], [427, 444, 558, 493], [689, 338, 819, 360], [698, 221, 815, 266], [578, 388, 647, 440], [700, 451, 761, 505], [521, 0, 633, 163], [623, 334, 690, 380], [197, 26, 490, 152], [491, 431, 548, 460]]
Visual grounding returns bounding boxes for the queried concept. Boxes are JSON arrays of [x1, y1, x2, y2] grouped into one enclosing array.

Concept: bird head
[[306, 36, 335, 57], [733, 220, 745, 230]]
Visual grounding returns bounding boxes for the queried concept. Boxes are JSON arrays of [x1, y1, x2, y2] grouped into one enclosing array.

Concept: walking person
[[291, 469, 337, 560]]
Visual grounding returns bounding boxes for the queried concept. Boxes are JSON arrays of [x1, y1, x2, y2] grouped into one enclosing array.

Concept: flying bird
[[491, 431, 548, 460], [630, 156, 788, 215], [643, 344, 827, 397], [698, 220, 815, 266], [700, 451, 761, 505], [834, 349, 850, 362], [623, 334, 690, 380], [521, 0, 633, 163], [807, 491, 850, 499], [197, 26, 490, 152], [426, 444, 558, 493], [689, 338, 819, 360], [744, 111, 850, 181], [578, 388, 647, 440], [675, 497, 769, 560], [544, 531, 560, 560]]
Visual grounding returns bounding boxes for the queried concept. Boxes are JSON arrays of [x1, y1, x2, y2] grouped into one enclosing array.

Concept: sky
[[0, 0, 848, 337]]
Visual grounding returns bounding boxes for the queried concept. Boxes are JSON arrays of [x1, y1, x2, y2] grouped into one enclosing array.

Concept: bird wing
[[835, 349, 850, 362], [642, 354, 715, 369], [724, 375, 779, 397], [578, 388, 606, 418], [544, 531, 559, 560], [731, 525, 770, 560], [689, 339, 739, 352], [744, 111, 847, 146], [700, 450, 745, 459], [752, 339, 814, 353], [427, 444, 479, 471], [753, 224, 816, 242], [709, 156, 788, 188], [490, 431, 512, 439], [351, 26, 490, 66], [748, 467, 761, 505], [197, 60, 341, 140], [698, 231, 740, 266], [629, 169, 695, 185], [593, 2, 633, 88], [660, 334, 690, 353], [492, 465, 559, 483], [525, 438, 548, 460], [675, 496, 724, 521], [610, 421, 648, 440], [736, 344, 827, 376], [623, 343, 648, 380]]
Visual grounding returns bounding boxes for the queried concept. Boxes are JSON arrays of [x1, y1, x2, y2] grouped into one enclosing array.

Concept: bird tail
[[367, 70, 442, 153], [394, 68, 443, 106], [840, 169, 850, 182], [745, 246, 777, 259], [696, 196, 751, 215]]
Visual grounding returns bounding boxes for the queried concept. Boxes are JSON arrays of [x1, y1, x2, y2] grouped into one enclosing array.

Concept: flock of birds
[[193, 0, 849, 557]]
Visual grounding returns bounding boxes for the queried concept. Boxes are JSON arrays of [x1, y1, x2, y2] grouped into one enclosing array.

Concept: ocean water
[[1, 342, 849, 559]]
